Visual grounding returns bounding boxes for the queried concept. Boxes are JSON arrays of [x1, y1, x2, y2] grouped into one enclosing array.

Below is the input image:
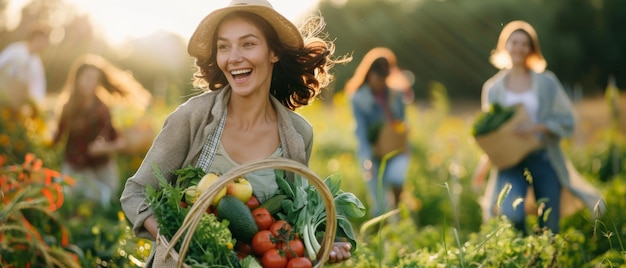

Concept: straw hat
[[188, 0, 304, 61], [489, 20, 546, 73]]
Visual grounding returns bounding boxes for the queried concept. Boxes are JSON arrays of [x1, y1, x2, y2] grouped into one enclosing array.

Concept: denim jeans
[[494, 149, 561, 233], [367, 153, 409, 216]]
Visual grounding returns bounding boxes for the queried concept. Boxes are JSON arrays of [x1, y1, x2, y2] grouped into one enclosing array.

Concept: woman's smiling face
[[216, 15, 278, 97], [77, 66, 101, 97], [505, 30, 532, 68]]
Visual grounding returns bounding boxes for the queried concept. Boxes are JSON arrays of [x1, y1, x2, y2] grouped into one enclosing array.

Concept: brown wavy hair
[[191, 11, 350, 111], [344, 47, 412, 96], [56, 54, 152, 122]]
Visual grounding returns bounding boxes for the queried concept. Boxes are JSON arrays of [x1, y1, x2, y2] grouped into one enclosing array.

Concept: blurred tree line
[[320, 0, 626, 100], [0, 0, 194, 107], [1, 0, 624, 104]]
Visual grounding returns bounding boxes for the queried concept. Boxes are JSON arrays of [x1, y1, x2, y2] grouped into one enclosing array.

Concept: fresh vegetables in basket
[[146, 165, 246, 267], [147, 160, 365, 268], [471, 103, 517, 137], [271, 170, 366, 261], [218, 169, 365, 267]]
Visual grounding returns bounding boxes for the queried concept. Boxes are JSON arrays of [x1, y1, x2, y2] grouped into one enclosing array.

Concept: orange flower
[[42, 188, 57, 211], [25, 217, 45, 242], [60, 226, 70, 247], [44, 169, 55, 185], [32, 159, 43, 171], [61, 174, 76, 186], [23, 153, 35, 168]]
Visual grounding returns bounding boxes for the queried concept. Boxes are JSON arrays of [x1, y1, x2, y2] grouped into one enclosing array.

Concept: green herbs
[[472, 103, 517, 137], [367, 121, 384, 144], [146, 165, 239, 267]]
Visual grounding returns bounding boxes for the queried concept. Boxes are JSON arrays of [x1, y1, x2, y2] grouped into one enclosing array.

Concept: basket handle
[[166, 157, 337, 268]]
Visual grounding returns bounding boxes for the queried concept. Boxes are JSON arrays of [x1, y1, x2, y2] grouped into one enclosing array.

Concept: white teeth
[[231, 69, 251, 75]]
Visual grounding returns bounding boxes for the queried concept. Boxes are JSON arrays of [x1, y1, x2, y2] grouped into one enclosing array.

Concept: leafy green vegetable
[[146, 165, 240, 267], [367, 120, 385, 144], [171, 165, 206, 187], [239, 255, 262, 268], [274, 171, 366, 261], [472, 103, 517, 136]]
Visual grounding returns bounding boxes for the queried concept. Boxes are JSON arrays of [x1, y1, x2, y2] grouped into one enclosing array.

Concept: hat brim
[[188, 5, 304, 61]]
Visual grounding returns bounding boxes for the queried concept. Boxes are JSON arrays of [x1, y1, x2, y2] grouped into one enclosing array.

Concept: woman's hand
[[514, 123, 547, 137], [326, 242, 351, 264], [88, 136, 128, 156], [87, 136, 109, 156]]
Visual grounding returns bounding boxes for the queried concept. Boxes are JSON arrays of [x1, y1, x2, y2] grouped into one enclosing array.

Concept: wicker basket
[[155, 157, 337, 268], [474, 105, 541, 169]]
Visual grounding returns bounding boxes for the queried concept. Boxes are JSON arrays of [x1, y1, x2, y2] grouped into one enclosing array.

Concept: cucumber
[[259, 194, 288, 215], [216, 195, 259, 244]]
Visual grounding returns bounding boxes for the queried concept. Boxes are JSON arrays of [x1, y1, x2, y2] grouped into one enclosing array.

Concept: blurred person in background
[[0, 27, 49, 116], [345, 47, 413, 218], [473, 20, 604, 234], [52, 54, 151, 208]]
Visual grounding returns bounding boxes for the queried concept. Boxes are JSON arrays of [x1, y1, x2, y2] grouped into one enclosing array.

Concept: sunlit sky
[[7, 0, 322, 44]]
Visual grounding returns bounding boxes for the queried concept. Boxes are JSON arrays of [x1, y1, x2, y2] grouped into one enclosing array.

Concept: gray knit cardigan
[[479, 70, 605, 221]]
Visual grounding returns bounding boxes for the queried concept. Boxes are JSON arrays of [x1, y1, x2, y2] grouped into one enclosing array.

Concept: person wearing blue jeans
[[494, 149, 561, 233], [367, 153, 411, 216], [345, 47, 413, 217], [475, 20, 605, 234]]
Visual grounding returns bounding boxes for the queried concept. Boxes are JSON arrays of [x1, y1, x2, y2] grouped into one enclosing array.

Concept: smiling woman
[[119, 0, 352, 266], [7, 0, 321, 45]]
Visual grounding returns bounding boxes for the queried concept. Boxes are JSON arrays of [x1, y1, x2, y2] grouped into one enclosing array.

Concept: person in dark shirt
[[52, 54, 151, 207]]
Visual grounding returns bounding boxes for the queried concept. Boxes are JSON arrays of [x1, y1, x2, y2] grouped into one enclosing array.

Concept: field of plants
[[1, 85, 625, 267]]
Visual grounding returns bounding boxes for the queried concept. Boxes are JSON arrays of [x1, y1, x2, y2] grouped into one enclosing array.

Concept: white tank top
[[502, 89, 539, 123]]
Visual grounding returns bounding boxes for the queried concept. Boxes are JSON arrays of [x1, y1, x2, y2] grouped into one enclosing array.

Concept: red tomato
[[235, 241, 253, 256], [252, 207, 275, 230], [180, 201, 188, 208], [279, 237, 305, 259], [262, 248, 288, 268], [205, 206, 217, 217], [287, 257, 313, 268], [251, 230, 276, 256], [246, 195, 260, 210], [269, 220, 292, 239]]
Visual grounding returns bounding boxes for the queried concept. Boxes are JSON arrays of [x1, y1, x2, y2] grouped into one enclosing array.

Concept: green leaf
[[336, 215, 357, 252], [280, 199, 297, 217], [172, 165, 205, 187], [334, 192, 366, 219], [324, 173, 343, 196], [292, 183, 308, 210], [276, 173, 295, 199]]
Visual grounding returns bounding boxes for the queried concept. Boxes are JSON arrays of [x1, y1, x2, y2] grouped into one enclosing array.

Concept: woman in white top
[[474, 20, 604, 234]]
